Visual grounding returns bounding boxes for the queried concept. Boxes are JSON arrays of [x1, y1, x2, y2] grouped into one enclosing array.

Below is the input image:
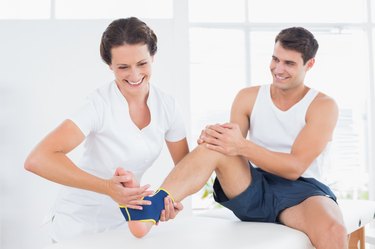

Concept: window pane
[[250, 29, 370, 199], [0, 0, 50, 19], [371, 28, 375, 200], [248, 0, 366, 23], [189, 0, 245, 22], [55, 0, 173, 19], [190, 28, 246, 208], [249, 31, 277, 85], [190, 28, 246, 134]]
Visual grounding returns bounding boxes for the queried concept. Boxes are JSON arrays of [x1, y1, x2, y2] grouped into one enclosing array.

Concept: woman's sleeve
[[68, 95, 101, 137], [165, 100, 186, 142]]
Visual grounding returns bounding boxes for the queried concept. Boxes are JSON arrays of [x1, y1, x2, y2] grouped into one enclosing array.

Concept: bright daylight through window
[[1, 0, 373, 209], [189, 0, 374, 209]]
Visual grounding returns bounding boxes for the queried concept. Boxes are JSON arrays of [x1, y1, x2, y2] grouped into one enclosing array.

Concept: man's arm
[[202, 90, 338, 180], [200, 87, 257, 154], [242, 93, 338, 179]]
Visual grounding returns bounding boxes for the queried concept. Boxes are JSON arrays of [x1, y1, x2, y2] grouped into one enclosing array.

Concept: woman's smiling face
[[110, 43, 153, 93]]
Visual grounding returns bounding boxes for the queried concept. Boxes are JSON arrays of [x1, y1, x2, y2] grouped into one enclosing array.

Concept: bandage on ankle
[[119, 188, 173, 224]]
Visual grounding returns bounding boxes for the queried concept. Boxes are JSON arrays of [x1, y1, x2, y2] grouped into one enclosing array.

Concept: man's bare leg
[[278, 196, 347, 249], [128, 144, 251, 238]]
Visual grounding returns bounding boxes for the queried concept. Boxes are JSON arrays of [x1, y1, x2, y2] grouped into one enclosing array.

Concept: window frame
[[188, 0, 375, 203]]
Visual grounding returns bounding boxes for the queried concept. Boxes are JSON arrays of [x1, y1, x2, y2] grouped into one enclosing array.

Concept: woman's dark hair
[[275, 27, 319, 64], [100, 17, 158, 65]]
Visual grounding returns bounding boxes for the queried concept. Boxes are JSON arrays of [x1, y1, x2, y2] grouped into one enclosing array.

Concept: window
[[189, 0, 245, 23], [248, 0, 366, 23], [249, 29, 370, 198], [0, 0, 51, 19], [190, 28, 246, 138], [0, 0, 174, 19], [189, 0, 373, 208], [55, 0, 173, 19]]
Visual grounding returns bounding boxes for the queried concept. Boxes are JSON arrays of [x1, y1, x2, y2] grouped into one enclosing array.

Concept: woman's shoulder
[[86, 81, 115, 103], [150, 84, 176, 106]]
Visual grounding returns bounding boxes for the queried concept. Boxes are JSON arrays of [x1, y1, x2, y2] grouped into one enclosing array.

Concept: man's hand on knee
[[198, 123, 247, 156]]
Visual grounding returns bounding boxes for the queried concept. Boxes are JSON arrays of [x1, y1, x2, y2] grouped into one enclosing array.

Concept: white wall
[[0, 19, 190, 249]]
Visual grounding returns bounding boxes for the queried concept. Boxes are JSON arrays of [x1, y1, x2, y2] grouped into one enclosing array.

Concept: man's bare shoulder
[[313, 92, 338, 109], [236, 85, 261, 101], [232, 85, 262, 117], [308, 91, 339, 120]]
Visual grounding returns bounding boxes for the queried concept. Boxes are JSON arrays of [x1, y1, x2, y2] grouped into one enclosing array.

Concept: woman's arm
[[24, 119, 152, 209], [166, 138, 189, 165]]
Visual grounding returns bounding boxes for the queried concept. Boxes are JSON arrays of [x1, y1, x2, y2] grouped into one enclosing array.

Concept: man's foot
[[128, 221, 153, 238], [120, 189, 173, 238]]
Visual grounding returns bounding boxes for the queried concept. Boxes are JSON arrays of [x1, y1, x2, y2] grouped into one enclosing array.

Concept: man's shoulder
[[312, 92, 337, 109], [232, 85, 263, 115], [237, 85, 262, 98], [308, 91, 338, 119]]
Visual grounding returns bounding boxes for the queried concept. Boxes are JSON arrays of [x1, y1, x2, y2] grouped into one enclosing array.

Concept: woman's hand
[[159, 197, 183, 223], [107, 167, 153, 210]]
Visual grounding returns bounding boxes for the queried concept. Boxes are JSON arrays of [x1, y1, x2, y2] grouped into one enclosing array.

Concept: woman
[[24, 17, 189, 242]]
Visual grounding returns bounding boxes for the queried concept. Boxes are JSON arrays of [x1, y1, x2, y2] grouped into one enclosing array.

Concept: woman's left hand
[[158, 197, 183, 223]]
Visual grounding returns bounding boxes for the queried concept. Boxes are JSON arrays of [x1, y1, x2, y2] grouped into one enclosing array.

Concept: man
[[121, 27, 348, 249]]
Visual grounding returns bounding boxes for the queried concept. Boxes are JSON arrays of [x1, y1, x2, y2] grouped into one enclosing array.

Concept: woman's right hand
[[107, 167, 154, 210]]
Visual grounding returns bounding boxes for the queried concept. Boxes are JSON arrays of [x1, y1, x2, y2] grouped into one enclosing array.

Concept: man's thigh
[[278, 196, 345, 239], [215, 156, 251, 200]]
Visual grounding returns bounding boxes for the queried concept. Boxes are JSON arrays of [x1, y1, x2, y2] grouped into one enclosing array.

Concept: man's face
[[270, 41, 314, 90]]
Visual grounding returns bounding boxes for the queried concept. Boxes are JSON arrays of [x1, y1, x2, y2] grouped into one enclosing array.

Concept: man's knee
[[195, 144, 231, 165], [313, 220, 347, 248], [329, 221, 347, 241], [194, 144, 249, 179]]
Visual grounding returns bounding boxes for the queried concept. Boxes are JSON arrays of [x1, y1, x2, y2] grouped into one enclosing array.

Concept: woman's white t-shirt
[[49, 81, 186, 242]]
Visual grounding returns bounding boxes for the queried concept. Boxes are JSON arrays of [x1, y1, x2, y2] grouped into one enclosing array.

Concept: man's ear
[[306, 58, 315, 70]]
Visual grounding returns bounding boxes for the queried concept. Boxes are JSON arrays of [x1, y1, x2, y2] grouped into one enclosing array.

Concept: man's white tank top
[[249, 84, 331, 180]]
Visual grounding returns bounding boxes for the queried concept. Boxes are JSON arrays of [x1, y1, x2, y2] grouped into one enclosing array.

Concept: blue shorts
[[213, 163, 337, 223]]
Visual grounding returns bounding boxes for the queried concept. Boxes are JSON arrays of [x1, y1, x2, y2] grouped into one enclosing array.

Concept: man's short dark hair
[[275, 27, 319, 64]]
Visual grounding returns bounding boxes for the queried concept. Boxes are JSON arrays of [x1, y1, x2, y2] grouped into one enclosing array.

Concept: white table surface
[[44, 200, 375, 249], [44, 215, 313, 249]]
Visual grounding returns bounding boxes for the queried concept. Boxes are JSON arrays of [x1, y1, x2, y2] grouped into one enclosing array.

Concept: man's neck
[[270, 84, 309, 111]]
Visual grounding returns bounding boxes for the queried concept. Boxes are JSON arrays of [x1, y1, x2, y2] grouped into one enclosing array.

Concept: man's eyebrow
[[285, 60, 296, 64]]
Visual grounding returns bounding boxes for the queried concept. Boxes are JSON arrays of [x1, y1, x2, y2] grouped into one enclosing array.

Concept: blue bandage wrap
[[119, 188, 172, 224]]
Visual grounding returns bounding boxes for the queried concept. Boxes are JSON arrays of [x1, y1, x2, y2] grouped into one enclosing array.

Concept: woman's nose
[[128, 68, 141, 81]]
